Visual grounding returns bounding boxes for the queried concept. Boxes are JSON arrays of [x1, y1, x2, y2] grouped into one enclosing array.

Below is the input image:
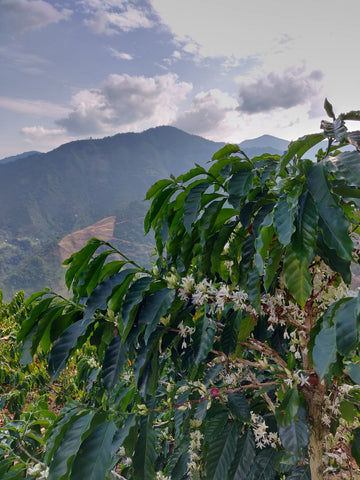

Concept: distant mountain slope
[[0, 127, 291, 299], [239, 134, 289, 157], [0, 126, 224, 239], [0, 151, 41, 163]]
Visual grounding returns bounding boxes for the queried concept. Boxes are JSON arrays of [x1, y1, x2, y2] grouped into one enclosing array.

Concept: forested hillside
[[0, 128, 287, 299]]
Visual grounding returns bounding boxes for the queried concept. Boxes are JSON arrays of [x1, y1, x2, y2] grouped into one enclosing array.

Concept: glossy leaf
[[273, 197, 295, 246], [49, 316, 96, 381], [183, 181, 210, 232], [286, 466, 311, 479], [138, 288, 175, 344], [211, 144, 240, 161], [313, 325, 337, 379], [232, 430, 256, 480], [306, 162, 353, 261], [283, 246, 312, 307], [278, 407, 310, 458], [102, 335, 127, 389], [248, 448, 277, 480], [133, 414, 156, 480], [48, 413, 95, 480], [192, 312, 216, 368], [334, 297, 358, 356], [227, 391, 250, 422], [121, 276, 153, 342], [291, 192, 318, 262], [205, 422, 238, 480], [279, 133, 324, 171], [70, 421, 117, 480], [345, 363, 360, 385]]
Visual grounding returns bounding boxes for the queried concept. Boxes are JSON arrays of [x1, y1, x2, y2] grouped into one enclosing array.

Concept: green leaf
[[64, 238, 103, 290], [227, 170, 254, 208], [340, 400, 358, 423], [102, 335, 127, 389], [278, 407, 310, 458], [291, 192, 318, 262], [48, 413, 95, 480], [227, 392, 250, 422], [334, 297, 358, 356], [279, 133, 324, 172], [48, 316, 96, 381], [183, 181, 210, 233], [326, 150, 360, 187], [144, 186, 175, 234], [286, 465, 311, 479], [254, 216, 274, 274], [324, 98, 336, 120], [138, 288, 175, 344], [212, 144, 240, 161], [232, 430, 256, 480], [70, 421, 117, 480], [145, 178, 172, 200], [264, 243, 283, 291], [306, 162, 353, 261], [283, 246, 312, 307], [273, 197, 295, 246], [313, 325, 337, 379], [345, 363, 360, 385], [121, 276, 153, 343], [133, 414, 156, 480], [276, 386, 300, 427], [88, 270, 135, 316], [192, 312, 216, 368], [248, 448, 277, 480], [351, 427, 360, 467], [111, 414, 136, 454], [205, 422, 238, 480]]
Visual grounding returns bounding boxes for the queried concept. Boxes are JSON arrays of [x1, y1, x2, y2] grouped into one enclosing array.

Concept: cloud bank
[[238, 69, 323, 114], [56, 73, 192, 135]]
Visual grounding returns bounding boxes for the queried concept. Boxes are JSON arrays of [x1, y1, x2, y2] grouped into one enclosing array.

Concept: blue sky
[[0, 0, 359, 158]]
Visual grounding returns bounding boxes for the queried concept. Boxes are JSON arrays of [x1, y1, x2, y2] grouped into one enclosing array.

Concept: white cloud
[[0, 97, 71, 117], [173, 89, 237, 136], [107, 47, 133, 60], [56, 73, 192, 135], [0, 0, 71, 34], [21, 126, 66, 137], [238, 68, 323, 114], [82, 0, 154, 34]]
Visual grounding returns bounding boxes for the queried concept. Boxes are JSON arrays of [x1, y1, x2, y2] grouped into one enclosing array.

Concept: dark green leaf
[[306, 162, 353, 261], [248, 448, 277, 480], [279, 133, 324, 171], [286, 465, 311, 479], [278, 407, 310, 458], [313, 325, 337, 379], [324, 98, 335, 120], [273, 197, 295, 246], [145, 178, 172, 200], [48, 413, 95, 480], [232, 430, 256, 480], [102, 335, 127, 389], [334, 297, 358, 356], [133, 414, 156, 480], [345, 363, 360, 385], [292, 192, 318, 262], [183, 181, 210, 233], [205, 422, 238, 480], [212, 144, 240, 161], [49, 317, 96, 381], [121, 276, 153, 342], [275, 387, 300, 427], [283, 246, 312, 307], [138, 288, 175, 344], [70, 421, 117, 480], [227, 392, 250, 422], [351, 427, 360, 466], [192, 312, 216, 368]]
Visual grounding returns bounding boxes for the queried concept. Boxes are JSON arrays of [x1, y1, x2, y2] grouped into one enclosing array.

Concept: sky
[[0, 0, 359, 158]]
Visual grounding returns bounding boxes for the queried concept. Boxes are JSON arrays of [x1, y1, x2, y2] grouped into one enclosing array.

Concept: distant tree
[[5, 99, 360, 479]]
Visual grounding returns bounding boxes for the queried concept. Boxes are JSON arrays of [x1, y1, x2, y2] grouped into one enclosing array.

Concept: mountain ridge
[[0, 126, 288, 299]]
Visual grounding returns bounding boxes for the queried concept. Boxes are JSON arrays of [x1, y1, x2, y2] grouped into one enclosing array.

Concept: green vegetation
[[3, 101, 360, 478]]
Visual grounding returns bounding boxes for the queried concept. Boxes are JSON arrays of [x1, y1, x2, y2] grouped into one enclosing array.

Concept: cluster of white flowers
[[187, 419, 203, 478], [178, 275, 248, 313], [178, 321, 195, 349], [26, 464, 49, 479], [350, 232, 360, 262], [250, 412, 280, 449], [155, 471, 171, 480]]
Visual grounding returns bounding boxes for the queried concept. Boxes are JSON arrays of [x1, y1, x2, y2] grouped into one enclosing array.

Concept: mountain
[[0, 127, 289, 300], [0, 151, 41, 163], [239, 134, 289, 157]]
